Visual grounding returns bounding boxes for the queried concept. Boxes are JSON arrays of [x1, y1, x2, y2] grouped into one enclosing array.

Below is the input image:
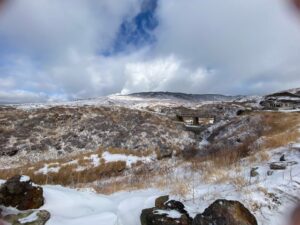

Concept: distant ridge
[[129, 91, 240, 102], [266, 88, 300, 98]]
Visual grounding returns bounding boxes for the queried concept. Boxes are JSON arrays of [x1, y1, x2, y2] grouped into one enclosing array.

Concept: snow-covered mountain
[[0, 91, 248, 109], [128, 92, 240, 102]]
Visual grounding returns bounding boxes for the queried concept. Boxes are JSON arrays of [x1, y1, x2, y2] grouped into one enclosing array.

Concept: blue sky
[[1, 0, 300, 103], [109, 0, 158, 54]]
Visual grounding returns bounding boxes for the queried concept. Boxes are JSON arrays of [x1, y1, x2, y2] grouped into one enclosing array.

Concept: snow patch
[[18, 212, 38, 224], [102, 152, 151, 167], [292, 143, 300, 149], [154, 209, 182, 219], [199, 139, 209, 148], [36, 165, 61, 175], [19, 175, 30, 182], [84, 154, 101, 167]]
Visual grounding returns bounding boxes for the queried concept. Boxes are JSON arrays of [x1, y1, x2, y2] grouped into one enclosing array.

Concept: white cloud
[[122, 55, 213, 94], [154, 0, 300, 94], [1, 0, 300, 103], [0, 90, 49, 104], [0, 0, 140, 57]]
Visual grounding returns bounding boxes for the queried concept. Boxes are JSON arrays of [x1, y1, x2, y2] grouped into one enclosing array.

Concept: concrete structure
[[177, 112, 215, 126]]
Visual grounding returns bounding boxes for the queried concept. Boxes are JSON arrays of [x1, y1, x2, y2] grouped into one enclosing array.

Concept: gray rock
[[270, 161, 298, 170], [270, 162, 287, 170], [250, 167, 259, 177]]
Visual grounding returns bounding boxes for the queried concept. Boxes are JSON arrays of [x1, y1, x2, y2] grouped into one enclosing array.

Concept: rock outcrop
[[141, 196, 193, 225], [192, 199, 257, 225], [0, 175, 44, 210]]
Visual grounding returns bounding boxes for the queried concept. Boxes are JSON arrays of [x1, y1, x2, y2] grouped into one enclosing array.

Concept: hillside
[[0, 90, 300, 225], [0, 105, 195, 167]]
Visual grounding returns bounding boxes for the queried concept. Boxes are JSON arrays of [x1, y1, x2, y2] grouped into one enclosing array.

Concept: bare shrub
[[231, 176, 248, 190], [170, 179, 190, 197]]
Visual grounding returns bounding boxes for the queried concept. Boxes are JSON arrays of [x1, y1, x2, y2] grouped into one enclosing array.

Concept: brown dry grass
[[196, 112, 300, 169], [191, 136, 255, 173], [0, 147, 146, 186], [260, 112, 300, 149], [0, 161, 126, 186], [0, 160, 127, 186], [169, 178, 190, 197]]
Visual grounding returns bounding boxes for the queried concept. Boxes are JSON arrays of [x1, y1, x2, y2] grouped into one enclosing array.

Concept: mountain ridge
[[128, 91, 242, 102]]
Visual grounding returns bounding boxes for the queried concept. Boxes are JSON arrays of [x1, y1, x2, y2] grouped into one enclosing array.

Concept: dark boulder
[[280, 154, 285, 162], [193, 199, 257, 225], [141, 196, 193, 225], [0, 175, 44, 210], [165, 200, 187, 214], [250, 167, 259, 177], [270, 162, 287, 170]]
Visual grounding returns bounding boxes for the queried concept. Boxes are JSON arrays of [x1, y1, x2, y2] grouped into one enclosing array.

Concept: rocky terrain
[[0, 105, 195, 162]]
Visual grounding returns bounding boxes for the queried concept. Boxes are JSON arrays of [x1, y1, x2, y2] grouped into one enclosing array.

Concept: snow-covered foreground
[[0, 180, 162, 225], [41, 187, 162, 225], [1, 146, 300, 225]]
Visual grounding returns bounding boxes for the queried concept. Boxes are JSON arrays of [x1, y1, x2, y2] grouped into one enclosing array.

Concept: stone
[[270, 161, 298, 170], [192, 199, 257, 225], [267, 170, 273, 176], [155, 195, 169, 208], [279, 154, 285, 162], [141, 209, 192, 225], [141, 196, 193, 225], [0, 175, 44, 210], [250, 167, 259, 177], [4, 210, 50, 225], [270, 162, 287, 170]]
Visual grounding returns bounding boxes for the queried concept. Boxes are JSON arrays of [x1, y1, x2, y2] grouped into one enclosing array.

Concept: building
[[260, 98, 300, 110]]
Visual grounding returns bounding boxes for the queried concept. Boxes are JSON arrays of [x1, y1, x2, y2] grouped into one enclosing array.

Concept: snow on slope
[[181, 146, 300, 225]]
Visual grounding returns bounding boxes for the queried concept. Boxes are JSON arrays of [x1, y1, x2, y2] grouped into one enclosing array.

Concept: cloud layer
[[1, 0, 300, 103]]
